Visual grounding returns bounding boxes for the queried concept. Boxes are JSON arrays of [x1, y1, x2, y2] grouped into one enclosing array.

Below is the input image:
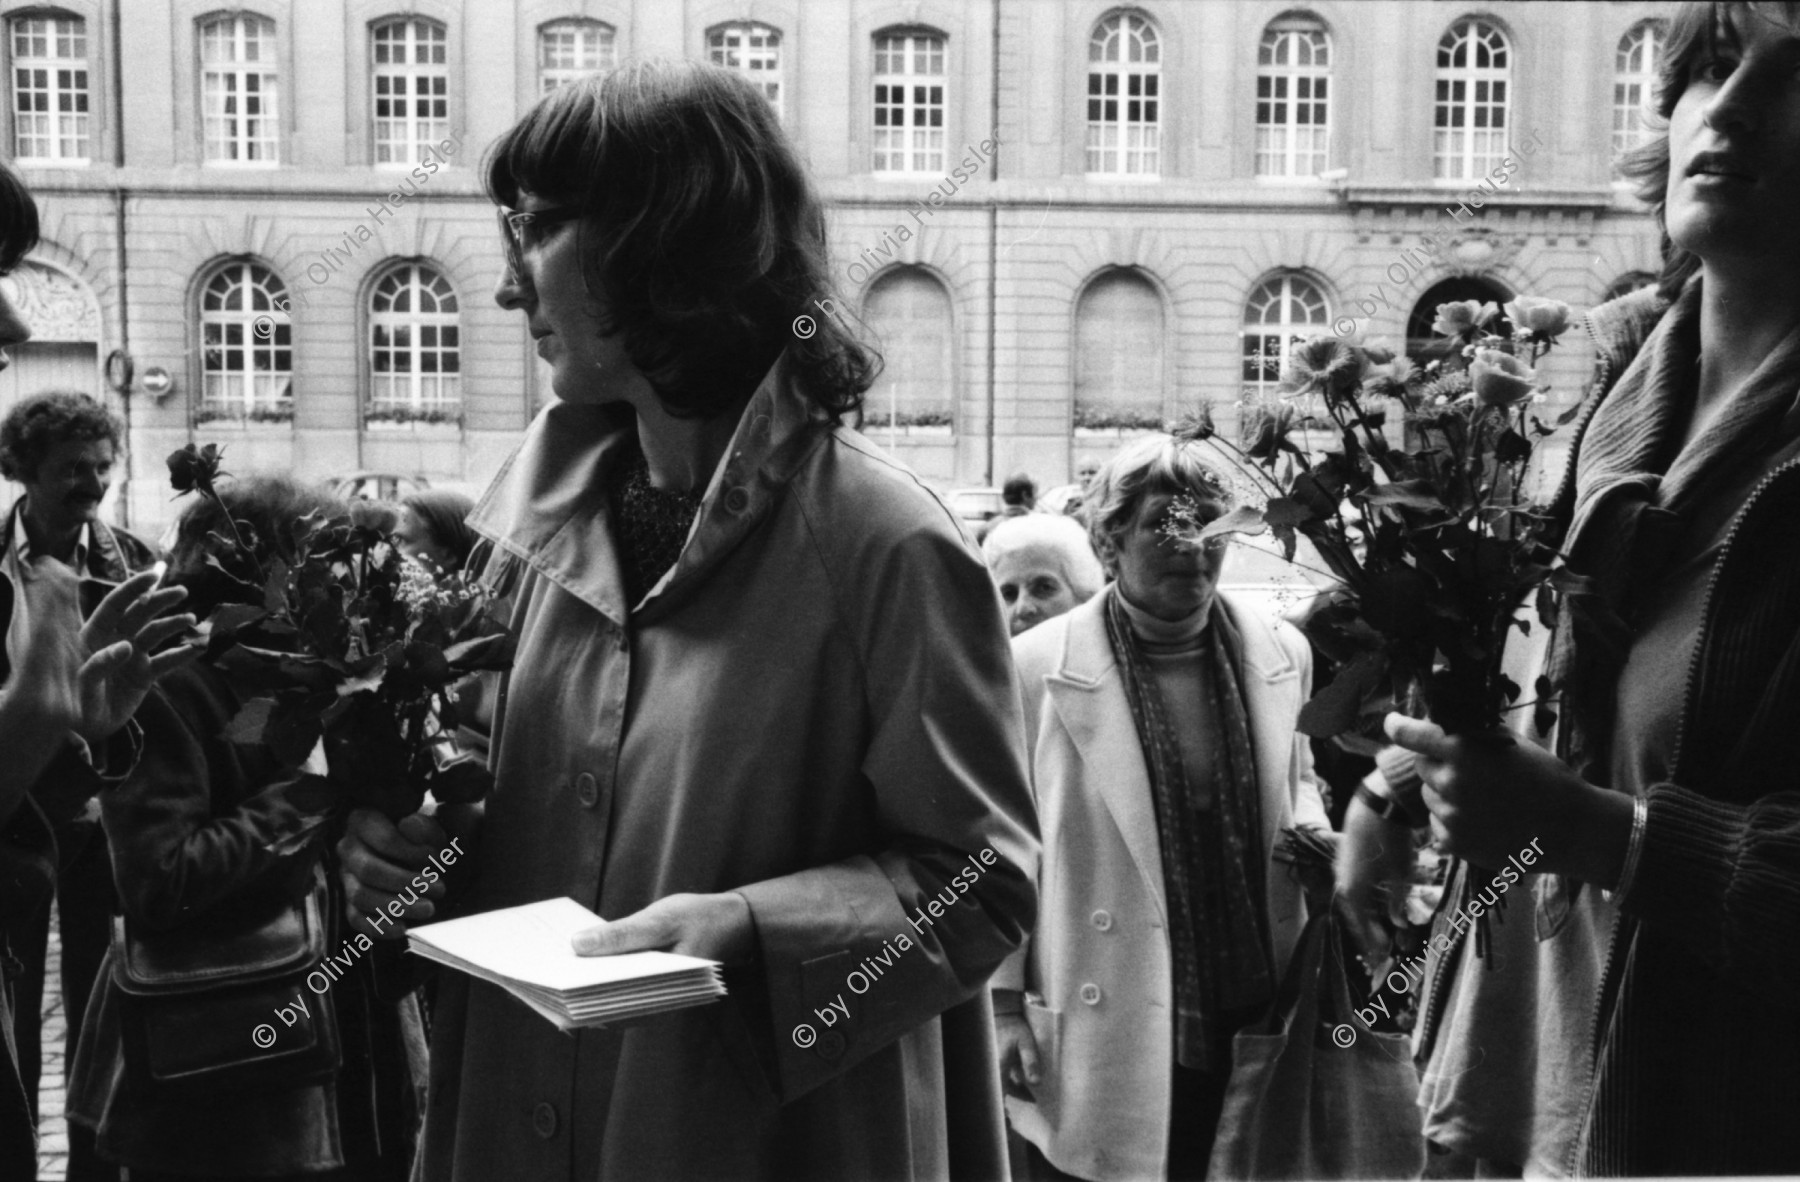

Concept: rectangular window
[[201, 16, 279, 164], [708, 23, 782, 118], [11, 16, 90, 163], [373, 19, 449, 166], [540, 21, 615, 94], [873, 33, 944, 174]]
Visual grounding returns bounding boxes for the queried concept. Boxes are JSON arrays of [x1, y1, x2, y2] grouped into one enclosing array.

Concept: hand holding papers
[[406, 897, 725, 1031]]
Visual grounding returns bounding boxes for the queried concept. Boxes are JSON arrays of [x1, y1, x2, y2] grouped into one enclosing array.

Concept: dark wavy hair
[[1616, 2, 1800, 300], [0, 391, 123, 482], [401, 488, 477, 570], [484, 59, 879, 421], [169, 475, 348, 619], [0, 160, 39, 275]]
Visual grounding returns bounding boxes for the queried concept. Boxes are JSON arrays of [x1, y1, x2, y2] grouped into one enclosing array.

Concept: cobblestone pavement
[[37, 898, 68, 1181]]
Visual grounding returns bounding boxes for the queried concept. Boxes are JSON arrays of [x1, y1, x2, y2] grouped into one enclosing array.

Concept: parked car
[[946, 487, 1005, 523], [328, 471, 429, 502]]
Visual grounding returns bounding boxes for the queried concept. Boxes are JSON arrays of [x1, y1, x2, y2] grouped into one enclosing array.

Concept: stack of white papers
[[406, 897, 726, 1031]]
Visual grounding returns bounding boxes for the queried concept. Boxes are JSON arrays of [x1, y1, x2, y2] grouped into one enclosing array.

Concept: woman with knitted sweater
[[1383, 2, 1800, 1172]]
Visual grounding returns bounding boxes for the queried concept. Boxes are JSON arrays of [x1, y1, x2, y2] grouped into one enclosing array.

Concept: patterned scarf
[[1103, 587, 1274, 1072], [608, 442, 705, 607]]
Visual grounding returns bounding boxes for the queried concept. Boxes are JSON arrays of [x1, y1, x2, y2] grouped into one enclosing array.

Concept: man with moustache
[[1, 391, 154, 1182]]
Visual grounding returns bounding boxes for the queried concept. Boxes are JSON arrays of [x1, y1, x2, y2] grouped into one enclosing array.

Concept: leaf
[[427, 757, 495, 805], [1363, 480, 1446, 512], [1500, 673, 1522, 703], [225, 697, 278, 745], [1197, 504, 1269, 541], [207, 603, 267, 638], [262, 809, 331, 856], [280, 774, 340, 818], [1262, 497, 1312, 530], [262, 558, 291, 614], [1494, 429, 1532, 464], [1297, 651, 1388, 739], [1536, 583, 1559, 629], [443, 630, 517, 671], [403, 642, 452, 687]]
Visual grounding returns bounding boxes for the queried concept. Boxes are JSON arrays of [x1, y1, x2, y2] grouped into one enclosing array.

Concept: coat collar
[[466, 353, 830, 627], [1041, 588, 1302, 929]]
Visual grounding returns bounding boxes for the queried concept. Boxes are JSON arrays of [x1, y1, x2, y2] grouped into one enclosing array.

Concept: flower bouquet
[[1175, 297, 1601, 741], [1174, 298, 1613, 956], [166, 443, 512, 856]]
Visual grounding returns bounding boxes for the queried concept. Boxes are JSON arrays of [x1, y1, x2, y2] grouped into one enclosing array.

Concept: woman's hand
[[571, 892, 755, 965], [1334, 787, 1416, 970], [1384, 713, 1635, 887], [995, 1011, 1041, 1100], [336, 807, 453, 938]]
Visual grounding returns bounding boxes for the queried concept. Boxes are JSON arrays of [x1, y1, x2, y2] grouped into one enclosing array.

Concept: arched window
[[860, 268, 953, 432], [200, 14, 279, 164], [10, 13, 90, 162], [539, 20, 615, 94], [1241, 273, 1330, 399], [1614, 20, 1665, 155], [369, 264, 460, 422], [1086, 12, 1160, 176], [1406, 275, 1512, 365], [1256, 16, 1330, 178], [199, 261, 292, 422], [1074, 270, 1163, 430], [708, 22, 782, 118], [1434, 19, 1510, 181], [873, 29, 945, 173], [371, 17, 447, 165], [1602, 271, 1657, 303]]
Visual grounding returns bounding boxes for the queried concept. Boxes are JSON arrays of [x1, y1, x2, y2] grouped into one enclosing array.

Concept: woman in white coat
[[994, 433, 1329, 1181]]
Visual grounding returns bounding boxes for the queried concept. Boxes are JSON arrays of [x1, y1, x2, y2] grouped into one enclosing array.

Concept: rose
[[1246, 403, 1295, 461], [167, 442, 225, 497], [1362, 338, 1397, 365], [1469, 348, 1538, 406], [1503, 296, 1573, 340], [1432, 300, 1499, 336]]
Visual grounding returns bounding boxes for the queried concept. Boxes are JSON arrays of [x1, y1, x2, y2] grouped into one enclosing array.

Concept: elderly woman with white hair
[[981, 513, 1105, 637], [992, 433, 1329, 1181]]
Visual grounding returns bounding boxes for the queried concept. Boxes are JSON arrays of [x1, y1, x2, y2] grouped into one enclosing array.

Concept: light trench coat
[[418, 357, 1039, 1181], [994, 590, 1329, 1182]]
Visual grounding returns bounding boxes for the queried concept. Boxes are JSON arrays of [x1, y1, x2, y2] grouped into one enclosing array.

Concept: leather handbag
[[1207, 909, 1426, 1180], [111, 866, 341, 1097]]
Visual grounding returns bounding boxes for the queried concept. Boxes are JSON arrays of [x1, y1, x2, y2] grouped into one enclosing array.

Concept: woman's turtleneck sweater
[[1118, 590, 1220, 809]]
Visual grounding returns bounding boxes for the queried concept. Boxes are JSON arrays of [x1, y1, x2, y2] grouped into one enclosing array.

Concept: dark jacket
[[67, 662, 420, 1178], [1557, 289, 1800, 1174], [0, 506, 156, 1176]]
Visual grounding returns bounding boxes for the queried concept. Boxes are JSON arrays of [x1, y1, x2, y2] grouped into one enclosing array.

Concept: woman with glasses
[[994, 433, 1329, 1181], [335, 60, 1037, 1181]]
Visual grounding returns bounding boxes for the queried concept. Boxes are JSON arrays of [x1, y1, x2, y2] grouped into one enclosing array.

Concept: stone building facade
[[0, 0, 1669, 531]]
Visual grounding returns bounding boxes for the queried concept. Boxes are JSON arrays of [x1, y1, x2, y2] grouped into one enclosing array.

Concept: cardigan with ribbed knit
[[1563, 287, 1800, 1175]]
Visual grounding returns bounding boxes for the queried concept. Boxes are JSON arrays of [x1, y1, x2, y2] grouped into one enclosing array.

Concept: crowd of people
[[2, 2, 1798, 1177]]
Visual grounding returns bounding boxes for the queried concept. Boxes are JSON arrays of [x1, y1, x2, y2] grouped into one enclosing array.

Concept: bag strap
[[1249, 911, 1329, 1038]]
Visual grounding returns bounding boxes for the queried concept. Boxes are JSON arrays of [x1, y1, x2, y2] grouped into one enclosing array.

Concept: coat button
[[575, 772, 599, 809], [532, 1101, 558, 1138], [723, 486, 751, 513], [1079, 983, 1102, 1006], [816, 1030, 846, 1061], [1090, 909, 1113, 931]]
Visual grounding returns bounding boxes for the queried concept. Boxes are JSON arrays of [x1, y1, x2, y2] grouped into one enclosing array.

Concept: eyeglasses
[[496, 206, 584, 277]]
